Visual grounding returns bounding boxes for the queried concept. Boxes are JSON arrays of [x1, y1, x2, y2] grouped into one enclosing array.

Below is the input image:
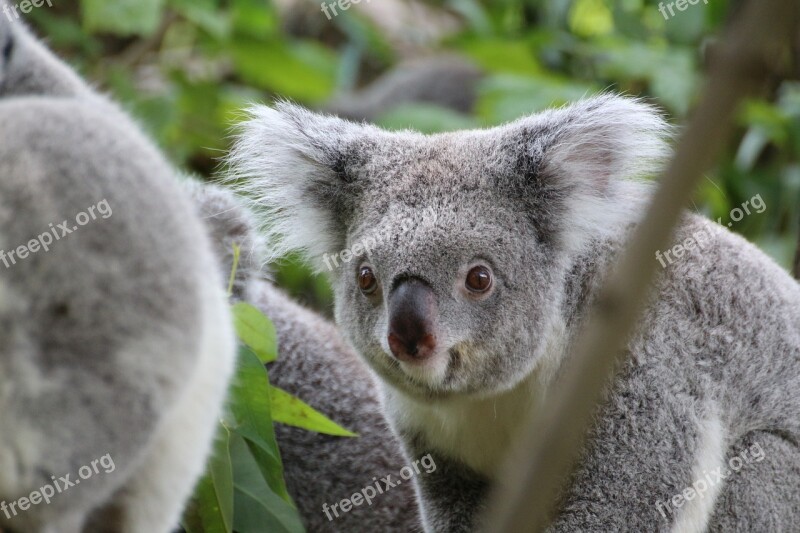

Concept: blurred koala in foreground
[[227, 96, 800, 532], [0, 13, 235, 533]]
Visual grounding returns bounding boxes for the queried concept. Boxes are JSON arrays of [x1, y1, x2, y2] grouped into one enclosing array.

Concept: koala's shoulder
[[638, 213, 800, 370], [660, 213, 797, 304]]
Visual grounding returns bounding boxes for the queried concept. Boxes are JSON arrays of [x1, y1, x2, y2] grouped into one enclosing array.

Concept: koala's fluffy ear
[[499, 94, 672, 251], [185, 181, 268, 301], [226, 102, 379, 270]]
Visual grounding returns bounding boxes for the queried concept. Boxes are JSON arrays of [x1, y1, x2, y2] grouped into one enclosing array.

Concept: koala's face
[[229, 96, 668, 399], [328, 136, 568, 398]]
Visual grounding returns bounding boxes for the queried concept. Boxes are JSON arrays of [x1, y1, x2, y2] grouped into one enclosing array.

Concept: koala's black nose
[[387, 278, 438, 363]]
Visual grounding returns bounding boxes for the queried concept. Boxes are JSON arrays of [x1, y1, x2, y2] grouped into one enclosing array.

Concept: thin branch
[[480, 0, 800, 530]]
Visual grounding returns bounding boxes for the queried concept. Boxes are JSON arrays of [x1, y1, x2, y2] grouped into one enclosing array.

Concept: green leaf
[[739, 100, 790, 145], [445, 0, 492, 36], [230, 40, 338, 103], [182, 425, 234, 533], [476, 74, 595, 124], [81, 0, 166, 36], [225, 435, 304, 533], [229, 434, 306, 533], [585, 39, 698, 116], [232, 303, 278, 364], [227, 347, 292, 503], [231, 0, 279, 38], [271, 387, 358, 437], [662, 0, 707, 44], [568, 0, 614, 38], [458, 39, 544, 76], [169, 0, 232, 40]]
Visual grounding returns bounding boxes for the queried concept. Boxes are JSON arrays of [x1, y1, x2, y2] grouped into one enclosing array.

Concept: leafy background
[[24, 0, 799, 531], [27, 0, 800, 314]]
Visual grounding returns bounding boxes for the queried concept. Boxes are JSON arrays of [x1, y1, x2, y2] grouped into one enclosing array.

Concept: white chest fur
[[381, 317, 568, 479], [383, 367, 556, 479]]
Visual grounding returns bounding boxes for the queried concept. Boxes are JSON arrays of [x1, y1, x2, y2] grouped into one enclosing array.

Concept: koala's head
[[0, 7, 86, 98], [228, 95, 669, 400], [185, 181, 268, 302]]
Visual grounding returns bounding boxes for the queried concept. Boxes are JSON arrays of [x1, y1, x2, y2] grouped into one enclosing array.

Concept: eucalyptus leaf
[[271, 387, 358, 437], [232, 303, 278, 364], [230, 434, 305, 533], [182, 425, 234, 533], [228, 347, 293, 503]]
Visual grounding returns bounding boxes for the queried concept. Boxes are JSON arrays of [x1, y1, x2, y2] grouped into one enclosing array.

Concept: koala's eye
[[465, 265, 492, 293], [358, 265, 378, 295]]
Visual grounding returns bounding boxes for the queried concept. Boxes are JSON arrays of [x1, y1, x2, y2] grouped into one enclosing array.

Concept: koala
[[227, 96, 800, 532], [193, 182, 800, 533], [0, 13, 235, 533], [189, 183, 423, 532]]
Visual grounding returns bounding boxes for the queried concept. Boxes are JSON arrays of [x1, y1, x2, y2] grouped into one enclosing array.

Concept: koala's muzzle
[[388, 278, 438, 363]]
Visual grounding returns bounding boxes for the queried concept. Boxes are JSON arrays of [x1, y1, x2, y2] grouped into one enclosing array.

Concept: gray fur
[[228, 95, 800, 531], [708, 431, 800, 532], [0, 14, 235, 533], [185, 182, 267, 302]]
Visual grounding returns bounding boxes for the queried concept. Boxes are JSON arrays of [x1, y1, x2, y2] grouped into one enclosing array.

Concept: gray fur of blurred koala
[[227, 96, 800, 532], [0, 13, 235, 533]]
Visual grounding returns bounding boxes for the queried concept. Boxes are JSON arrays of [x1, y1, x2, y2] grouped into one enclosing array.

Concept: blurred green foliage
[[25, 1, 798, 530], [28, 0, 800, 315]]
